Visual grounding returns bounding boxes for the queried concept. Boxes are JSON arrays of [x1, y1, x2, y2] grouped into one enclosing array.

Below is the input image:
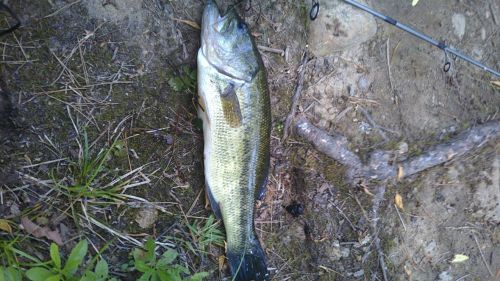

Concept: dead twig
[[282, 52, 308, 141], [490, 1, 499, 25], [386, 38, 396, 104], [393, 204, 407, 232], [473, 234, 494, 278], [170, 17, 200, 29], [257, 45, 284, 56], [44, 0, 82, 18]]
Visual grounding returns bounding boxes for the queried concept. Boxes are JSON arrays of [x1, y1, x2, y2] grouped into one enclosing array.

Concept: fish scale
[[199, 53, 270, 251]]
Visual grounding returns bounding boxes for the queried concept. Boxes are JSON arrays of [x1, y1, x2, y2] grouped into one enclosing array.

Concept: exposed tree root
[[294, 114, 499, 279], [295, 115, 500, 183]]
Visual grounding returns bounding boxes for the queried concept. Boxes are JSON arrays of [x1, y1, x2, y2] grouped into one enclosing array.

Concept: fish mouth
[[201, 2, 238, 40], [200, 1, 257, 82], [201, 3, 246, 80]]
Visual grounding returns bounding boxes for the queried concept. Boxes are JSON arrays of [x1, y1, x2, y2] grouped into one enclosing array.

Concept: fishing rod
[[309, 0, 500, 77]]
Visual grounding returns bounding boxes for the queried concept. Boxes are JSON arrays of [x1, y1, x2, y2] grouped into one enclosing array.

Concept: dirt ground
[[0, 0, 498, 280]]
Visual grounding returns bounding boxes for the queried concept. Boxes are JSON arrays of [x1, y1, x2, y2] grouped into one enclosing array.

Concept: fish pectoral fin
[[220, 83, 242, 128], [205, 182, 222, 220]]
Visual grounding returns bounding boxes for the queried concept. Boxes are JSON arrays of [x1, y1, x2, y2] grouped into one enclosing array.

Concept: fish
[[197, 1, 271, 280]]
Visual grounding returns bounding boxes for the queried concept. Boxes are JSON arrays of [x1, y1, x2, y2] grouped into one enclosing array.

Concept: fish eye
[[237, 22, 246, 30]]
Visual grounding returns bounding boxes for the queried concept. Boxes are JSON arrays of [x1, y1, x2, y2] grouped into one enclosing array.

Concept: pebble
[[424, 240, 437, 256], [135, 207, 158, 229], [329, 247, 342, 261], [452, 13, 466, 40], [340, 247, 350, 258], [398, 142, 409, 156], [480, 27, 486, 41], [353, 269, 364, 278], [357, 76, 370, 92], [471, 45, 483, 60], [438, 271, 453, 281]]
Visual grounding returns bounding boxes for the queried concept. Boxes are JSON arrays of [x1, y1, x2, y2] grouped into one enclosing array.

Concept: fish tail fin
[[227, 238, 269, 281]]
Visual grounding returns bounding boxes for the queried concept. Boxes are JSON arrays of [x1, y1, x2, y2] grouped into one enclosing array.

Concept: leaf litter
[[20, 217, 64, 246]]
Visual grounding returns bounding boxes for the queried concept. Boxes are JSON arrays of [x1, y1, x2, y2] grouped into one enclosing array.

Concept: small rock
[[452, 14, 466, 40], [135, 207, 158, 229], [165, 134, 174, 145], [328, 247, 342, 261], [424, 240, 437, 256], [471, 45, 483, 60], [348, 84, 356, 96], [357, 76, 370, 92], [398, 142, 408, 154], [340, 247, 350, 258], [353, 269, 364, 278], [397, 142, 409, 161], [308, 0, 377, 56], [480, 27, 486, 41], [9, 203, 20, 216], [332, 240, 340, 248], [359, 121, 371, 134], [438, 271, 453, 281]]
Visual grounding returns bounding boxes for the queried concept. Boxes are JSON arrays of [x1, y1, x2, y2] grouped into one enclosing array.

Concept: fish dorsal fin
[[220, 83, 242, 128]]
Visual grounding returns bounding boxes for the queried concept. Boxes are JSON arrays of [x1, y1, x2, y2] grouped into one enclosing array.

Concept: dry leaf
[[451, 254, 469, 263], [21, 217, 63, 245], [397, 165, 405, 181], [412, 0, 420, 6], [170, 17, 200, 29], [361, 183, 375, 196], [491, 81, 500, 88], [395, 193, 404, 210], [0, 219, 12, 234], [404, 264, 413, 281], [218, 255, 226, 272]]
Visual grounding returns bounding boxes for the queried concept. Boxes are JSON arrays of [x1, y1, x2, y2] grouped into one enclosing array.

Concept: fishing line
[[0, 2, 20, 37]]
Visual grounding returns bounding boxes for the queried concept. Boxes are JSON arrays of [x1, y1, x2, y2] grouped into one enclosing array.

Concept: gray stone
[[480, 27, 486, 41], [308, 0, 377, 56], [438, 271, 452, 281], [357, 76, 370, 92], [340, 247, 350, 258], [353, 269, 364, 278], [135, 207, 158, 229], [452, 13, 466, 40]]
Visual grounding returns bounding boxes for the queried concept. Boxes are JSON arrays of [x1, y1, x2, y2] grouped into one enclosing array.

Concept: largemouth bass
[[197, 1, 271, 280]]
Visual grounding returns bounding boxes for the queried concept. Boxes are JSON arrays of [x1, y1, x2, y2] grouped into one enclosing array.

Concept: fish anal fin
[[205, 181, 222, 220]]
